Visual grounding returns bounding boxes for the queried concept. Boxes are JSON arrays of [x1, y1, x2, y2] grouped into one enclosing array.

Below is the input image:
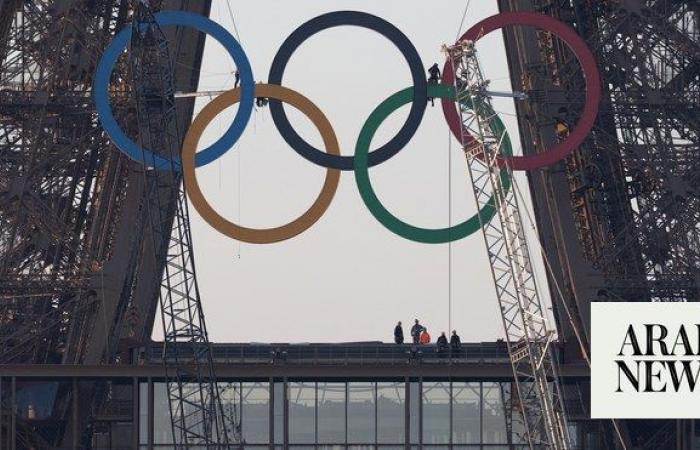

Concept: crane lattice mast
[[444, 40, 570, 449], [129, 3, 239, 447]]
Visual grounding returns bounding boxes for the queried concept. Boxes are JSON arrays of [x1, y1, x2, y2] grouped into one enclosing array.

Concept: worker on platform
[[427, 63, 442, 107], [411, 319, 425, 344], [437, 332, 448, 357], [255, 81, 268, 107], [428, 63, 441, 83], [419, 327, 431, 345], [450, 330, 462, 356], [394, 321, 404, 344]]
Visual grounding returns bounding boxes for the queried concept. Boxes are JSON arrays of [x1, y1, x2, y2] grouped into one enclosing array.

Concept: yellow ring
[[182, 84, 341, 244]]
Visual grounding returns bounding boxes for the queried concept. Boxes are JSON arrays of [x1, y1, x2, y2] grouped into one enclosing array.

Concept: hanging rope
[[446, 0, 473, 338], [222, 1, 246, 260], [225, 1, 244, 46], [447, 131, 453, 334], [455, 0, 472, 41], [236, 143, 242, 259], [511, 176, 591, 365]]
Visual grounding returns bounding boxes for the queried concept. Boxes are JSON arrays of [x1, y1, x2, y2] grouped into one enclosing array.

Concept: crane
[[444, 39, 571, 449], [129, 2, 239, 447]]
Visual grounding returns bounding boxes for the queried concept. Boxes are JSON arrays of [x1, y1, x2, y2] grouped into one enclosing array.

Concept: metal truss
[[0, 0, 223, 447], [445, 40, 570, 449], [129, 3, 237, 447], [516, 0, 699, 303], [0, 0, 132, 367], [0, 1, 142, 447], [497, 0, 699, 447]]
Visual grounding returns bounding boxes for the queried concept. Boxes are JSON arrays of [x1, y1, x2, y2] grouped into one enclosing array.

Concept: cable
[[219, 1, 245, 258], [511, 175, 591, 365], [447, 128, 453, 335], [455, 0, 473, 41], [225, 0, 244, 46], [236, 143, 242, 260], [445, 0, 472, 341], [174, 60, 235, 76]]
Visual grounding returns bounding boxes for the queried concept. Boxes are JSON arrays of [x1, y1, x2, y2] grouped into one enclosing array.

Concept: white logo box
[[591, 302, 700, 418]]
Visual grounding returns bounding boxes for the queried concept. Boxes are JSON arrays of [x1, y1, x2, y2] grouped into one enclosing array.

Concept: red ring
[[441, 12, 601, 171]]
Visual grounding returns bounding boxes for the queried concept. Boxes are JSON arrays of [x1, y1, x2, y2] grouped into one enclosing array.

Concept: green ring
[[353, 83, 512, 244]]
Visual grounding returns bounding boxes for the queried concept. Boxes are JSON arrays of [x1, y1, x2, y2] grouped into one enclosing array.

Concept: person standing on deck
[[394, 321, 404, 344]]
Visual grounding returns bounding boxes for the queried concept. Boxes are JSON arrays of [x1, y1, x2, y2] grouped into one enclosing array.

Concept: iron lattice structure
[[497, 0, 699, 447], [445, 41, 570, 449], [0, 0, 133, 368], [497, 0, 699, 331], [0, 0, 237, 447], [129, 3, 236, 447]]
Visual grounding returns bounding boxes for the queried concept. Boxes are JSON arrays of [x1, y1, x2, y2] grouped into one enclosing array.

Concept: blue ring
[[94, 11, 254, 170]]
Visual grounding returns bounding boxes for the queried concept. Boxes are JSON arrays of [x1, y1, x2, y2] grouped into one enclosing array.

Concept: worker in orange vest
[[419, 328, 431, 344]]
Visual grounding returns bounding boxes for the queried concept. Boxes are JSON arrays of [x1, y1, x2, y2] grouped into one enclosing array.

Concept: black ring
[[268, 11, 428, 171]]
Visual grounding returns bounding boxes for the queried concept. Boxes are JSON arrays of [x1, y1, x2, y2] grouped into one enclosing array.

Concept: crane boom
[[445, 40, 571, 449]]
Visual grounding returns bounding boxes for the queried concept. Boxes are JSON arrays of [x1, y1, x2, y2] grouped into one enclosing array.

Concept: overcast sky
[[159, 0, 556, 343]]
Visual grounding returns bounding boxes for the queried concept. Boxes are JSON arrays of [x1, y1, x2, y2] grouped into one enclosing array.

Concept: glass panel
[[567, 423, 579, 449], [506, 382, 528, 444], [377, 382, 405, 444], [153, 383, 174, 444], [14, 380, 71, 445], [452, 382, 480, 443], [220, 382, 241, 443], [15, 380, 59, 420], [318, 382, 346, 444], [585, 429, 604, 450], [289, 382, 316, 443], [479, 447, 516, 450], [111, 421, 133, 449], [409, 382, 420, 443], [274, 382, 284, 444], [94, 381, 134, 449], [348, 382, 375, 444], [422, 382, 450, 444], [155, 383, 210, 442], [242, 382, 270, 444], [1, 379, 10, 450], [140, 382, 148, 445], [482, 382, 508, 444]]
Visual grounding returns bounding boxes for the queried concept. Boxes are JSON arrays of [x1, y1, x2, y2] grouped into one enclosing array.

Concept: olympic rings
[[95, 9, 602, 244], [354, 84, 512, 244], [94, 11, 255, 170], [268, 11, 428, 171], [441, 12, 601, 171], [182, 84, 340, 244]]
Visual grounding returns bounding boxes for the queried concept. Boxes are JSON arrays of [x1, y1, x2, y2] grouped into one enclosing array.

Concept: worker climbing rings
[[267, 11, 428, 171], [181, 84, 341, 244], [441, 12, 601, 171], [354, 84, 513, 244], [94, 11, 255, 170]]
